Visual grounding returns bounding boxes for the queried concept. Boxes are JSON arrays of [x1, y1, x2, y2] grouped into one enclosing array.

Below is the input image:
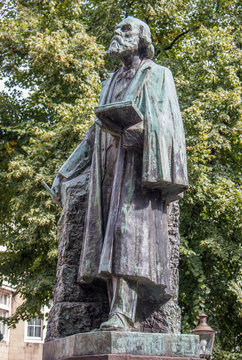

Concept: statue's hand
[[51, 174, 63, 207], [95, 118, 122, 137], [122, 122, 143, 151]]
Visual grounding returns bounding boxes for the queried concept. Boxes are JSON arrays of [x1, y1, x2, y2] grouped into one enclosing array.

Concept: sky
[[0, 77, 29, 98]]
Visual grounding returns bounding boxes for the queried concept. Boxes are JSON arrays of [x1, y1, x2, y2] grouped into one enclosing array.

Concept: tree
[[0, 0, 241, 358], [0, 0, 104, 324]]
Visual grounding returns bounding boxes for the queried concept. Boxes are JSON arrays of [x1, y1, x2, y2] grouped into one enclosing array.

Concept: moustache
[[110, 35, 124, 45]]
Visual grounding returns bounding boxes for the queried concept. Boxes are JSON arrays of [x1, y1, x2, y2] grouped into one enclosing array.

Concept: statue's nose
[[114, 28, 121, 36]]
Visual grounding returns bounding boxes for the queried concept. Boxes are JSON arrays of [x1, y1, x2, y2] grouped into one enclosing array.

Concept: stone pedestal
[[43, 332, 203, 360], [53, 357, 205, 360]]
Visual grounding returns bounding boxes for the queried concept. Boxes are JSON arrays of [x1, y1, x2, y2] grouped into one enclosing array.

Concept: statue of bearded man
[[52, 16, 188, 332]]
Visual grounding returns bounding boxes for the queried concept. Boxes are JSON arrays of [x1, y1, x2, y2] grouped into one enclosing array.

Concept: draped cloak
[[60, 60, 188, 301]]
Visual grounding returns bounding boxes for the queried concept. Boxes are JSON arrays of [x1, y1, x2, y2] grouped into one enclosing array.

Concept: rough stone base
[[45, 301, 109, 341], [42, 332, 201, 360]]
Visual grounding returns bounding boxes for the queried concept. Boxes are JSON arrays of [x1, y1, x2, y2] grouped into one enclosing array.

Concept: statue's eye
[[121, 24, 131, 32]]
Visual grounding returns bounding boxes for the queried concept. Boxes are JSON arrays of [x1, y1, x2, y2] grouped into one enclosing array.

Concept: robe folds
[[61, 60, 188, 302]]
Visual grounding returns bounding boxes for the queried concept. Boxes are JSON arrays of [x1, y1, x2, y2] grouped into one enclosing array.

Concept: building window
[[26, 316, 42, 339], [0, 310, 9, 340], [0, 292, 10, 307], [24, 304, 50, 343], [0, 289, 11, 341]]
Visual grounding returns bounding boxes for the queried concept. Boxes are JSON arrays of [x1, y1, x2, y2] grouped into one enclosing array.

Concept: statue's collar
[[107, 58, 153, 78], [101, 59, 154, 105]]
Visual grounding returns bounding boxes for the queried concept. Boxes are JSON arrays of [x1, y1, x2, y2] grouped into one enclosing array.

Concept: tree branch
[[124, 0, 135, 16], [164, 29, 190, 50], [215, 0, 221, 13]]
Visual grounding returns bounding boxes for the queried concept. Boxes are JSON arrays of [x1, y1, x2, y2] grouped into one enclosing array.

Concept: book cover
[[94, 100, 144, 132]]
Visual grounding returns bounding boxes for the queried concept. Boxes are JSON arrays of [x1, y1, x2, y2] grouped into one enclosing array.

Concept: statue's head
[[106, 16, 155, 60]]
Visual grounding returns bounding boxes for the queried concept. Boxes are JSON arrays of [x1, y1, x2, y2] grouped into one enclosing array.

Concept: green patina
[[43, 332, 200, 359]]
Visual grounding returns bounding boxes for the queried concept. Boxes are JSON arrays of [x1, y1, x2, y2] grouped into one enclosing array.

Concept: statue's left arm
[[121, 121, 144, 151], [51, 124, 95, 207]]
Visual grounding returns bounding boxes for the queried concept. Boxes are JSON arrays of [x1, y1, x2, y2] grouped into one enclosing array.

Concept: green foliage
[[177, 25, 241, 351], [0, 0, 241, 357], [213, 345, 242, 360], [0, 0, 104, 325]]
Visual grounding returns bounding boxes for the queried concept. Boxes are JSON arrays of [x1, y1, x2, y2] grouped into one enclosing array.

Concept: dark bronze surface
[[45, 16, 188, 342], [63, 356, 204, 360]]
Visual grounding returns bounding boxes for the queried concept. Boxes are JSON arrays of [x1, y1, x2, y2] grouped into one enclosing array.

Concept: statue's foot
[[100, 312, 131, 331], [90, 328, 100, 332]]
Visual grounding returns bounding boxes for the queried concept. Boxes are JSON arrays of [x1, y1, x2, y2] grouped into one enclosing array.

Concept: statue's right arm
[[51, 124, 95, 207]]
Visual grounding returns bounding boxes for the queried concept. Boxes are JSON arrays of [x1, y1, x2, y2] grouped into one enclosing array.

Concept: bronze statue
[[50, 16, 188, 333]]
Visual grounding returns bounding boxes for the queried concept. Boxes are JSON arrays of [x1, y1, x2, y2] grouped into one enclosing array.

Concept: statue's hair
[[125, 16, 155, 59]]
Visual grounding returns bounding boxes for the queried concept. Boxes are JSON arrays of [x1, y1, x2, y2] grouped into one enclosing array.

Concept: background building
[[0, 246, 47, 360]]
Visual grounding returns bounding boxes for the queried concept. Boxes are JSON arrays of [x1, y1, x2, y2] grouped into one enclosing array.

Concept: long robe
[[65, 59, 188, 301]]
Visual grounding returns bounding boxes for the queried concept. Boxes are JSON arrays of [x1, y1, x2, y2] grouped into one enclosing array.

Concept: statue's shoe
[[100, 312, 131, 331]]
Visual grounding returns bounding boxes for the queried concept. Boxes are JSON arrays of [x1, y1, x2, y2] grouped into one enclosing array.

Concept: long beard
[[106, 35, 138, 58]]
